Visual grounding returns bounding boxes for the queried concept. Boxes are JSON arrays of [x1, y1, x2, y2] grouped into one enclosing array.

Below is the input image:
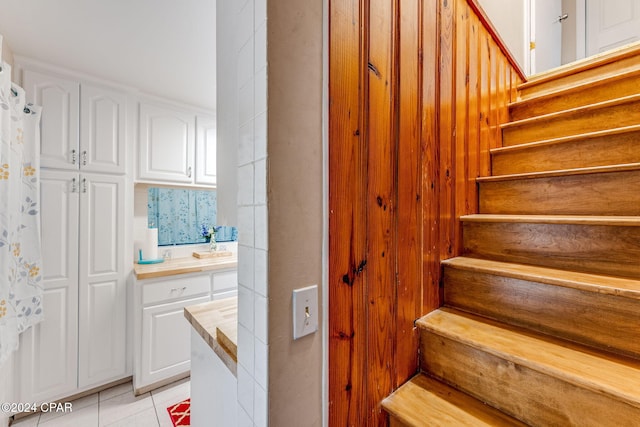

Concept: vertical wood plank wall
[[328, 0, 522, 425]]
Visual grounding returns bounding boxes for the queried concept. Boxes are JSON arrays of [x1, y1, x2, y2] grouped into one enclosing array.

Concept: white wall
[[478, 0, 527, 71], [218, 0, 269, 425]]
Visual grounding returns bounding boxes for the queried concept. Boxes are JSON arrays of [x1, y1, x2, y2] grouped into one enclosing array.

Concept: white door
[[531, 0, 563, 74], [195, 115, 217, 186], [587, 0, 640, 55], [22, 70, 79, 170], [78, 174, 127, 388], [19, 170, 79, 402], [80, 85, 127, 174], [138, 102, 195, 183]]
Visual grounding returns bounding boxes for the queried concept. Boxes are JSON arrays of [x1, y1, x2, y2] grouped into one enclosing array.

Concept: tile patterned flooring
[[11, 378, 190, 427]]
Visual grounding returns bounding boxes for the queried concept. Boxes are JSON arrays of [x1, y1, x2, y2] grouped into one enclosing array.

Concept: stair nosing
[[460, 214, 640, 226], [490, 125, 640, 155], [518, 41, 640, 90], [442, 256, 640, 300], [509, 68, 640, 109], [382, 374, 527, 427], [500, 93, 640, 131], [419, 308, 640, 409], [477, 162, 640, 183]]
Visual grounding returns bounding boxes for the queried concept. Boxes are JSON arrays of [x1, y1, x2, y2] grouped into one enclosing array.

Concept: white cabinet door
[[138, 102, 195, 183], [78, 174, 126, 388], [22, 70, 79, 170], [139, 295, 210, 389], [19, 170, 79, 403], [195, 115, 217, 186], [80, 85, 127, 174]]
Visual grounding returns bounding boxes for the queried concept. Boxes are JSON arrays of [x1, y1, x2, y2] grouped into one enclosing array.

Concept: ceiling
[[0, 0, 217, 110]]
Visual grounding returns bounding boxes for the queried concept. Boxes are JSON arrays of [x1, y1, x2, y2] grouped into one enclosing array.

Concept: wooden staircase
[[383, 46, 640, 426]]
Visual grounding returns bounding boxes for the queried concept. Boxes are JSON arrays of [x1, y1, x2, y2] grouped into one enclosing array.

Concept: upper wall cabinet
[[195, 115, 217, 186], [138, 101, 216, 186], [22, 68, 127, 174], [138, 102, 195, 184]]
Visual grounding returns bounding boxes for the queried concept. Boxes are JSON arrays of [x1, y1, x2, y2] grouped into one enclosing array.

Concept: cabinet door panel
[[80, 85, 127, 174], [78, 174, 126, 387], [19, 287, 78, 403], [78, 280, 126, 388], [139, 295, 210, 388], [22, 70, 79, 170], [138, 102, 194, 183], [19, 172, 79, 402], [195, 115, 217, 185]]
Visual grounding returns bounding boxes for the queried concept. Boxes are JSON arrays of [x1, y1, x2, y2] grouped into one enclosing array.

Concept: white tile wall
[[225, 0, 269, 424]]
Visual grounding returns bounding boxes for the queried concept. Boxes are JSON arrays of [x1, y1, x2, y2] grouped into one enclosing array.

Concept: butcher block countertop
[[133, 255, 237, 280], [184, 297, 238, 376]]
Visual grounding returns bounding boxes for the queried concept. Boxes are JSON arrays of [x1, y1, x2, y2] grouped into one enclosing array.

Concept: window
[[147, 188, 217, 246]]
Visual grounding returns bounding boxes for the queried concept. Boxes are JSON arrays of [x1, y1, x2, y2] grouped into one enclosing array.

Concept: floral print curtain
[[148, 188, 218, 245], [0, 60, 43, 365]]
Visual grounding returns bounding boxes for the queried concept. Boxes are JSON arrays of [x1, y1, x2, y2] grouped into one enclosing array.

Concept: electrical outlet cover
[[292, 285, 318, 339]]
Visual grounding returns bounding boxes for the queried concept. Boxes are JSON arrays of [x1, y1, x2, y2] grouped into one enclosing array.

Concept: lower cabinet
[[133, 268, 237, 394]]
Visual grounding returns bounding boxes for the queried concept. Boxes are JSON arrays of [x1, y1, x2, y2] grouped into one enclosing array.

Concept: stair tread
[[478, 162, 640, 183], [443, 257, 640, 300], [460, 214, 640, 226], [510, 68, 640, 109], [490, 125, 640, 155], [418, 308, 640, 408], [501, 93, 640, 130], [519, 41, 640, 91], [382, 374, 527, 427]]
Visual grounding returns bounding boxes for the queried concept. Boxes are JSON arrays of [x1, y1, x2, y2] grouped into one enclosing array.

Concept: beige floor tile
[[101, 407, 159, 427], [98, 391, 154, 427], [38, 393, 99, 424], [38, 404, 98, 427], [99, 382, 134, 403]]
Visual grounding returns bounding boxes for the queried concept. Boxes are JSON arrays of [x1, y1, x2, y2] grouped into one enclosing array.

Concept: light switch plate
[[292, 285, 318, 339]]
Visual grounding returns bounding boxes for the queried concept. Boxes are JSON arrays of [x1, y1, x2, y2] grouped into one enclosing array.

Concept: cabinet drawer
[[212, 270, 238, 292], [142, 274, 210, 306]]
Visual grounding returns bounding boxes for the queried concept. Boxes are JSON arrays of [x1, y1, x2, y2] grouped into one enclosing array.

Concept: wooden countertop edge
[[184, 300, 238, 377], [134, 258, 237, 280]]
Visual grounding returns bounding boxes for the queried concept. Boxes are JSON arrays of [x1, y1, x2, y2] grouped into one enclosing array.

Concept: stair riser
[[421, 332, 640, 427], [502, 101, 640, 146], [443, 267, 640, 358], [479, 170, 640, 216], [518, 54, 640, 100], [462, 221, 640, 279], [511, 72, 640, 121], [491, 131, 640, 175]]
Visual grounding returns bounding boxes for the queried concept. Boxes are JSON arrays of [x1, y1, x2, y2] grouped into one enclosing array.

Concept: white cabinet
[[18, 171, 79, 402], [18, 171, 127, 403], [133, 268, 237, 393], [138, 102, 195, 184], [22, 69, 127, 174], [137, 101, 216, 186], [195, 115, 217, 186]]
